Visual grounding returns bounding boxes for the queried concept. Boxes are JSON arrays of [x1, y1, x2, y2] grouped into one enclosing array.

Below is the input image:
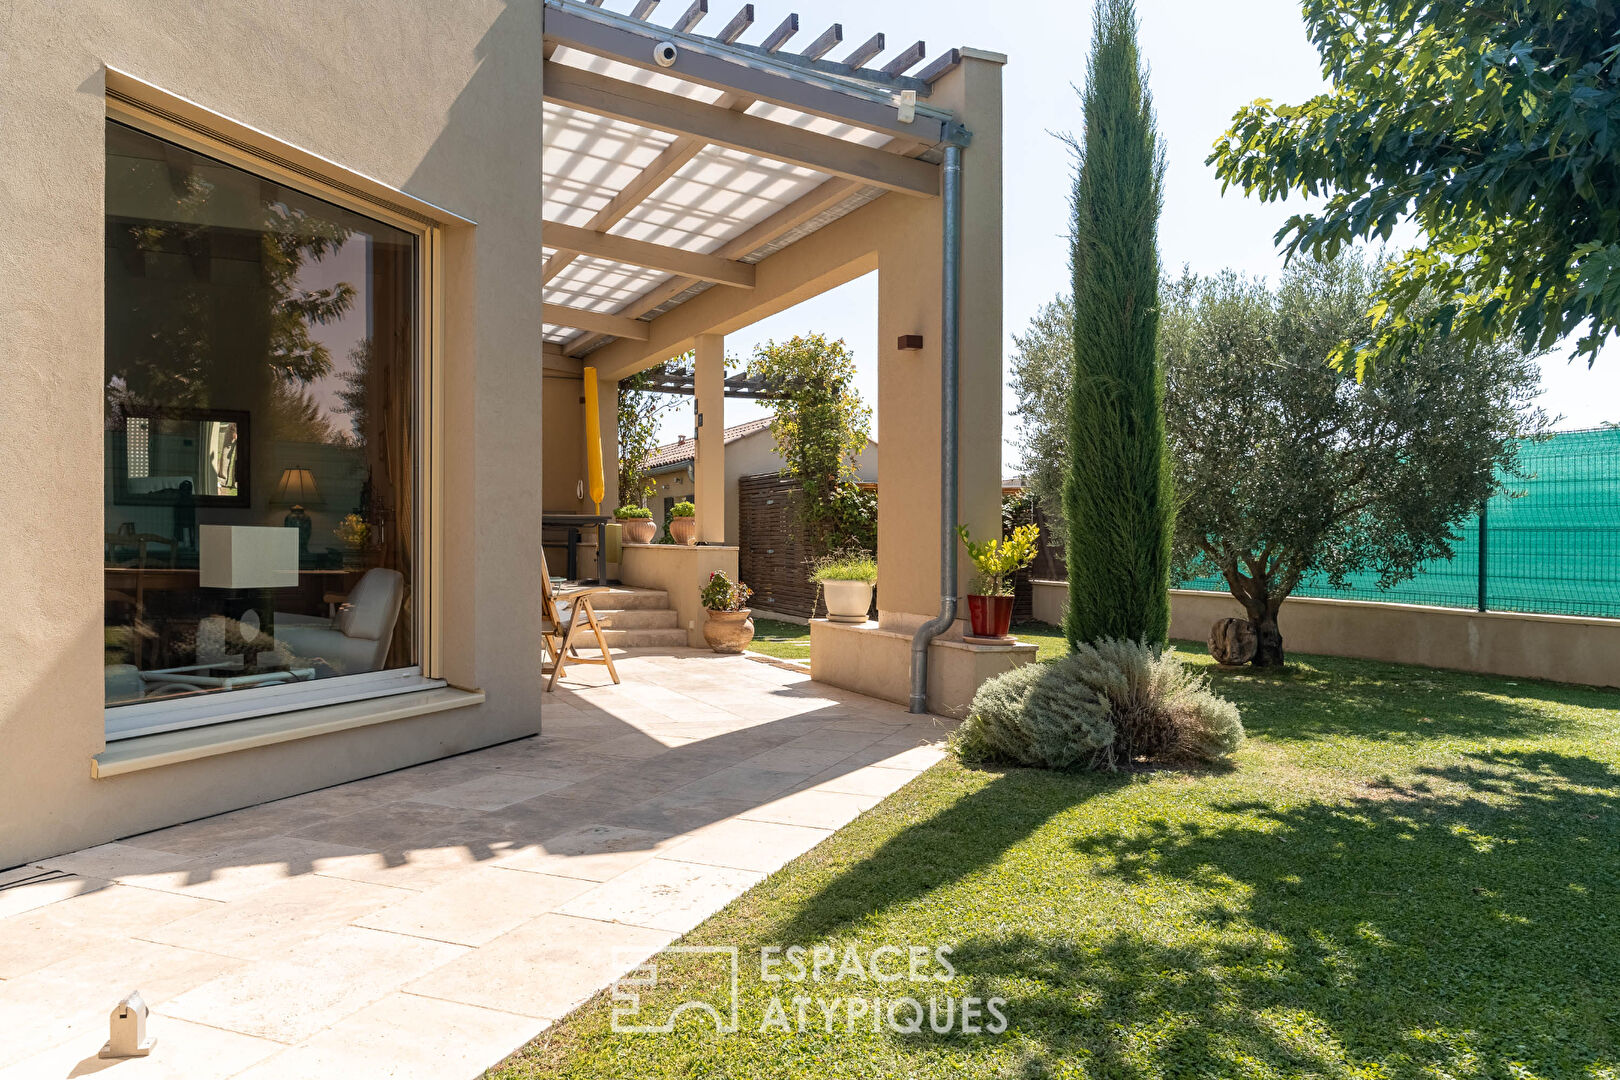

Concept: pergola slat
[[543, 4, 954, 143], [542, 62, 940, 197], [543, 303, 651, 340], [881, 40, 926, 78], [914, 48, 962, 85], [760, 13, 798, 53], [675, 0, 707, 32], [629, 0, 660, 19], [801, 23, 842, 61], [544, 221, 756, 288], [717, 3, 753, 44], [843, 32, 884, 70]]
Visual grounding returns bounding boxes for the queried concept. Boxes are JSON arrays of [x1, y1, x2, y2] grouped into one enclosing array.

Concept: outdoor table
[[542, 513, 611, 585]]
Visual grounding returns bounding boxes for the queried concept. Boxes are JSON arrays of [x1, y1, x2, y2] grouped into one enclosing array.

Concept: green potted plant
[[700, 569, 754, 653], [957, 523, 1040, 642], [615, 504, 656, 545], [808, 549, 877, 624], [668, 500, 697, 545]]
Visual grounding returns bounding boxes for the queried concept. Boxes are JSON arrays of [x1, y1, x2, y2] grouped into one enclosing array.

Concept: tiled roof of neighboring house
[[645, 417, 776, 471]]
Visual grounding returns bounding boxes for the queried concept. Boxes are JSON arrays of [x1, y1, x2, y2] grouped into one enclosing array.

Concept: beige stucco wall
[[0, 0, 546, 866], [811, 620, 1036, 718], [619, 544, 740, 647], [1028, 581, 1620, 689]]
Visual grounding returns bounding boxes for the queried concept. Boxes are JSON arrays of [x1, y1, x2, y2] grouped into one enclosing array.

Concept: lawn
[[491, 646, 1620, 1079]]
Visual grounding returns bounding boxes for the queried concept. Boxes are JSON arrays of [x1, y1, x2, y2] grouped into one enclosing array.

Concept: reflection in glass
[[104, 120, 417, 713]]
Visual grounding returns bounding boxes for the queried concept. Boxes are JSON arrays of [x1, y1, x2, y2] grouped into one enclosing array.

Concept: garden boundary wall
[[1030, 580, 1620, 689]]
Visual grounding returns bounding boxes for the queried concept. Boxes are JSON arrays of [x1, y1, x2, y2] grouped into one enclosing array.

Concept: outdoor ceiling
[[540, 0, 965, 357]]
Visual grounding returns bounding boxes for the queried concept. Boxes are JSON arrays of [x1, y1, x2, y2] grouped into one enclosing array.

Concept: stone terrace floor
[[0, 650, 951, 1079]]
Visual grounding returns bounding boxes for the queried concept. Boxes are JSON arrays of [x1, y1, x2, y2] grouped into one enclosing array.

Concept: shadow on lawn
[[933, 749, 1620, 1078], [771, 767, 1132, 944], [1196, 653, 1610, 742]]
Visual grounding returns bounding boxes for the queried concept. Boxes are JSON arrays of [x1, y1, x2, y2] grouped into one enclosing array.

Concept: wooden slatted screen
[[738, 472, 820, 618]]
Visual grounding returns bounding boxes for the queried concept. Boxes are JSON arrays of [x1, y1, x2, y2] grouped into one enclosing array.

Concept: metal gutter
[[910, 142, 963, 714]]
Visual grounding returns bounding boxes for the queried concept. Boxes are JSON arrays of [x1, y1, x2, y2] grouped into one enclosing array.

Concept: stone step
[[594, 607, 679, 630], [587, 587, 670, 611], [574, 627, 690, 649]]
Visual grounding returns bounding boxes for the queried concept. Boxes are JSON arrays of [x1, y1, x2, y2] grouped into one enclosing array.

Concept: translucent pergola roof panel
[[607, 145, 831, 254]]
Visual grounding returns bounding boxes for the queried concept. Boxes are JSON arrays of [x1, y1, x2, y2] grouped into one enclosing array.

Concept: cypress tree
[[1064, 0, 1172, 649]]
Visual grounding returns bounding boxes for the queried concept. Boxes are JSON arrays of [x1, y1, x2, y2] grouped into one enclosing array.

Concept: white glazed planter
[[821, 580, 874, 623]]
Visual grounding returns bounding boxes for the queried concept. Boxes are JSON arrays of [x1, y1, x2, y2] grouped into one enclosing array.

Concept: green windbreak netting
[[1176, 427, 1620, 618]]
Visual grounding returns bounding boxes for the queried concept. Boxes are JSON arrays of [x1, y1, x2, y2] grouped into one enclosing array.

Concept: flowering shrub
[[700, 570, 753, 612]]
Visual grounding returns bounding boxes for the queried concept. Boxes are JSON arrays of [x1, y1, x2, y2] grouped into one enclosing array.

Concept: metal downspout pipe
[[910, 142, 964, 714]]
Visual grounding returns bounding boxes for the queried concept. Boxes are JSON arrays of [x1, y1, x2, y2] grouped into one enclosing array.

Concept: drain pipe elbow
[[910, 143, 964, 714]]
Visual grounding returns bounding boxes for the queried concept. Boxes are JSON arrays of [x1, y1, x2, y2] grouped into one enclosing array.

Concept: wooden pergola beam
[[543, 62, 940, 197], [543, 3, 956, 143], [801, 23, 842, 61], [544, 221, 756, 288], [542, 303, 651, 340]]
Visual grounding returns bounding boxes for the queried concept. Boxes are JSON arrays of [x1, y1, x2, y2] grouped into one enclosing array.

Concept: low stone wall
[[620, 543, 740, 647], [1029, 580, 1620, 689], [810, 620, 1037, 717]]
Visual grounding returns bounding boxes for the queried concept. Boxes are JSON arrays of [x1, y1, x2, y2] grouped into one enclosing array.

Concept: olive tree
[[1210, 0, 1620, 370], [1164, 252, 1548, 666]]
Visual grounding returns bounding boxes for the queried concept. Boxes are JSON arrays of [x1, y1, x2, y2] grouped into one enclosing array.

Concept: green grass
[[491, 647, 1620, 1079], [746, 618, 812, 663]]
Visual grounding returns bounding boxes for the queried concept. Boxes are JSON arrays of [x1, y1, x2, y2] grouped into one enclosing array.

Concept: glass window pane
[[104, 120, 417, 711]]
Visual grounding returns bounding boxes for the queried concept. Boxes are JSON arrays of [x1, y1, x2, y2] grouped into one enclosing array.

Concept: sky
[[651, 0, 1620, 465]]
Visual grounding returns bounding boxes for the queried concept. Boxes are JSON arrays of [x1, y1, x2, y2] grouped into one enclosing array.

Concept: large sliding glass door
[[104, 118, 430, 737]]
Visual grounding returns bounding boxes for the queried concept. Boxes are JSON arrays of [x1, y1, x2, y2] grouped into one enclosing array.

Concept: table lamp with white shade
[[200, 525, 299, 671]]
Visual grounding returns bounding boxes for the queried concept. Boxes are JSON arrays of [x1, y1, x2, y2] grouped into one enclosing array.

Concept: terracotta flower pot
[[620, 518, 656, 544], [669, 517, 697, 545], [966, 594, 1014, 640], [821, 580, 874, 623], [703, 608, 755, 653]]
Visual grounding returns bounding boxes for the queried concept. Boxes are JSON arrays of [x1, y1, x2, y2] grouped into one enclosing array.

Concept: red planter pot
[[966, 594, 1014, 639]]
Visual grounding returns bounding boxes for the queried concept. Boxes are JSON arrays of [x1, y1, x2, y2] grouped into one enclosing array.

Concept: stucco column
[[693, 332, 725, 543], [875, 51, 1006, 632]]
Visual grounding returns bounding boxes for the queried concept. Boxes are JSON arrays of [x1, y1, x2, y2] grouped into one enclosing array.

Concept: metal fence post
[[1477, 503, 1489, 613]]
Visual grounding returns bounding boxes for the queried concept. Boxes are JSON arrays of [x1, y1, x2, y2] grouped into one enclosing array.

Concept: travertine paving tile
[[740, 788, 882, 829], [554, 857, 763, 934], [0, 939, 242, 1068], [159, 925, 465, 1044], [408, 769, 574, 811], [0, 883, 214, 978], [408, 913, 674, 1019], [141, 873, 409, 960], [355, 866, 595, 946], [0, 1015, 282, 1080], [231, 993, 540, 1080], [659, 817, 832, 873], [494, 823, 672, 881]]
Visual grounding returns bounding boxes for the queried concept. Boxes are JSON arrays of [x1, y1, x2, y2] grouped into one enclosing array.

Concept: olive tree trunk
[[1239, 595, 1285, 667]]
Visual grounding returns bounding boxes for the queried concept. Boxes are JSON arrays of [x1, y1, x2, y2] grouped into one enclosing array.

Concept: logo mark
[[610, 946, 740, 1034]]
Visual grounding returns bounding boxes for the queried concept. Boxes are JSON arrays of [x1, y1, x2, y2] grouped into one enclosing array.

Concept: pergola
[[539, 0, 1016, 712]]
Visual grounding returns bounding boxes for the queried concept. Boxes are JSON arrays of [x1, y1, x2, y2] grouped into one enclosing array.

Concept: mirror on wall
[[110, 408, 251, 508]]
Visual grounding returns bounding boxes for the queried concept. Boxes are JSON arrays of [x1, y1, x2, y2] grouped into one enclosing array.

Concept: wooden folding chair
[[541, 573, 619, 691]]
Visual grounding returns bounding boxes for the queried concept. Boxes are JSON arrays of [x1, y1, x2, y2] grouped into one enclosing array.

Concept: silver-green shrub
[[951, 639, 1243, 770]]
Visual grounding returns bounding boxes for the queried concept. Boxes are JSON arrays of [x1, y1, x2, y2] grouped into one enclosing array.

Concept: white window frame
[[103, 80, 451, 743]]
